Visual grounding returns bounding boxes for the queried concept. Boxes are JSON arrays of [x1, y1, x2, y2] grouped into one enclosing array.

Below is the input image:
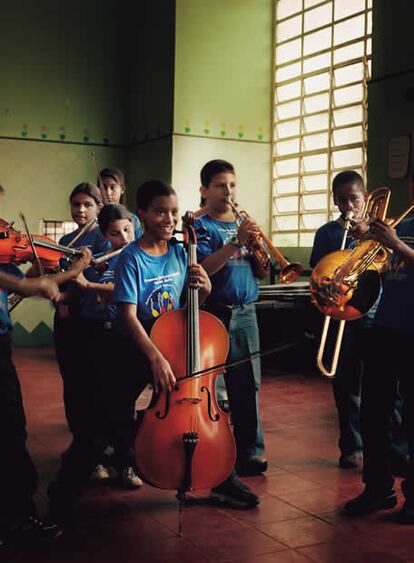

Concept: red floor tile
[[5, 346, 413, 563]]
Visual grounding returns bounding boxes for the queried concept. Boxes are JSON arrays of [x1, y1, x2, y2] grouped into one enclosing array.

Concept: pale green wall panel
[[0, 0, 128, 145], [174, 0, 272, 142], [0, 139, 126, 228], [11, 301, 54, 345], [367, 0, 414, 215], [171, 135, 272, 234], [127, 139, 173, 210], [129, 0, 175, 144], [1, 138, 125, 346]]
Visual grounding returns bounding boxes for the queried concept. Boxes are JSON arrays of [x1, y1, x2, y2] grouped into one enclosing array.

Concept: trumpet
[[310, 187, 414, 322], [225, 198, 303, 284]]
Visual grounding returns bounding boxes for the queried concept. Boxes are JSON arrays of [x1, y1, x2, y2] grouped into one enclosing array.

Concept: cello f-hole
[[201, 386, 220, 422], [155, 392, 171, 419]]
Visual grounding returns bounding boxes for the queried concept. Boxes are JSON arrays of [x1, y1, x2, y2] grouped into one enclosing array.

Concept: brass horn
[[310, 187, 414, 323], [225, 198, 303, 284]]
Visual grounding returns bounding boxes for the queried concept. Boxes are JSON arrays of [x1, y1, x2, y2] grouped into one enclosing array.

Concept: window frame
[[272, 0, 372, 248]]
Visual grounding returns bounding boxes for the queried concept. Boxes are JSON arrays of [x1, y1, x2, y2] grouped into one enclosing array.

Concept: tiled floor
[[6, 347, 413, 562]]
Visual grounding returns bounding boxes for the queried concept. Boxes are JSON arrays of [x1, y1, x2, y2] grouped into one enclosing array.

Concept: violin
[[134, 214, 236, 499], [0, 219, 83, 270]]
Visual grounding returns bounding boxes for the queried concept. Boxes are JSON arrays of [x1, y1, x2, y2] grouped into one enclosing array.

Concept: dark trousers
[[50, 331, 150, 501], [329, 319, 364, 455], [361, 326, 414, 498], [0, 333, 37, 531], [323, 318, 407, 460], [53, 312, 85, 435]]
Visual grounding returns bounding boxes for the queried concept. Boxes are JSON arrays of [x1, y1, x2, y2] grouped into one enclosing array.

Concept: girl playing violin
[[54, 182, 108, 436], [99, 168, 142, 239]]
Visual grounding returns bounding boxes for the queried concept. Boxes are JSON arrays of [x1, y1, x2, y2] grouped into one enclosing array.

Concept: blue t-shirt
[[309, 218, 355, 268], [194, 215, 259, 306], [113, 241, 188, 330], [80, 254, 119, 321], [58, 224, 111, 313], [0, 264, 23, 334], [375, 218, 414, 331], [59, 224, 110, 256], [131, 213, 143, 239]]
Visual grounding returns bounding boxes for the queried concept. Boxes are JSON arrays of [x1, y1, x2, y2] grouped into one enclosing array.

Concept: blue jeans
[[207, 303, 265, 460]]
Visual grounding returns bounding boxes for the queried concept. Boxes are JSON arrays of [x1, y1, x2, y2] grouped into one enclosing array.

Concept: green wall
[[0, 0, 128, 145], [126, 0, 175, 209], [3, 0, 281, 345], [172, 0, 273, 242], [1, 0, 130, 345], [174, 0, 271, 143], [367, 0, 414, 214]]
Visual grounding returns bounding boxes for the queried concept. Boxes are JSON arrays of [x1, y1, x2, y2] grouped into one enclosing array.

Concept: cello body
[[135, 309, 236, 491]]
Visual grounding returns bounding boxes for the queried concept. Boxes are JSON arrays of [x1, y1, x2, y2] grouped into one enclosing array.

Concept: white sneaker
[[119, 467, 143, 489], [90, 464, 110, 481]]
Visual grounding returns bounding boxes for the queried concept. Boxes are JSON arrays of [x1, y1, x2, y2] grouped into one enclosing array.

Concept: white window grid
[[272, 0, 372, 248], [42, 220, 77, 242]]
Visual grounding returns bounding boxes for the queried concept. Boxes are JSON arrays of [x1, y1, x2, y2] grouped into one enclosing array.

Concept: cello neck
[[186, 227, 201, 376]]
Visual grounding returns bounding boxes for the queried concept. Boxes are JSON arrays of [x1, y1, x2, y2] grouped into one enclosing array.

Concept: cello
[[134, 215, 236, 499]]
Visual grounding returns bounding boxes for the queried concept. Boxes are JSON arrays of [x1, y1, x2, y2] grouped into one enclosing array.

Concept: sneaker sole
[[344, 494, 397, 516], [209, 492, 259, 509]]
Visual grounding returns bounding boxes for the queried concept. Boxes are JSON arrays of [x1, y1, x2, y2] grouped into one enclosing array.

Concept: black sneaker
[[3, 516, 62, 546], [236, 455, 268, 476], [210, 471, 260, 509], [47, 482, 75, 528], [344, 488, 397, 516]]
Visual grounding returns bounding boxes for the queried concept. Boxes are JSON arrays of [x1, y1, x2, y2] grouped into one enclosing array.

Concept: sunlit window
[[42, 220, 77, 242], [273, 0, 372, 248]]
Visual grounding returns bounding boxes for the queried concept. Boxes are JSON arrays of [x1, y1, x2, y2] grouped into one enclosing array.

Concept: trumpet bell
[[278, 262, 303, 284], [310, 249, 381, 321]]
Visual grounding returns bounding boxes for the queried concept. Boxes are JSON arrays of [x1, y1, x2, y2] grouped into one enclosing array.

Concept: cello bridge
[[177, 397, 202, 405]]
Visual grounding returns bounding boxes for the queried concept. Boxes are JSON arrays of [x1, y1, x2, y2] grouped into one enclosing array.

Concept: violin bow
[[19, 213, 46, 277], [90, 151, 109, 205], [66, 218, 97, 249], [9, 213, 46, 313]]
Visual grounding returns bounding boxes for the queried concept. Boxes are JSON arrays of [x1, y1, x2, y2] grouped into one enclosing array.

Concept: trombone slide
[[315, 210, 352, 377], [316, 317, 346, 377]]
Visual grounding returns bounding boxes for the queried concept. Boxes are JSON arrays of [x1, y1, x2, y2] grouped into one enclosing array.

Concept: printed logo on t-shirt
[[147, 286, 176, 318]]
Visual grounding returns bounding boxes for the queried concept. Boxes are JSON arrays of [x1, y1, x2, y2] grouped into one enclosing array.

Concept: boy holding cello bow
[[48, 179, 259, 527], [112, 179, 259, 509]]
